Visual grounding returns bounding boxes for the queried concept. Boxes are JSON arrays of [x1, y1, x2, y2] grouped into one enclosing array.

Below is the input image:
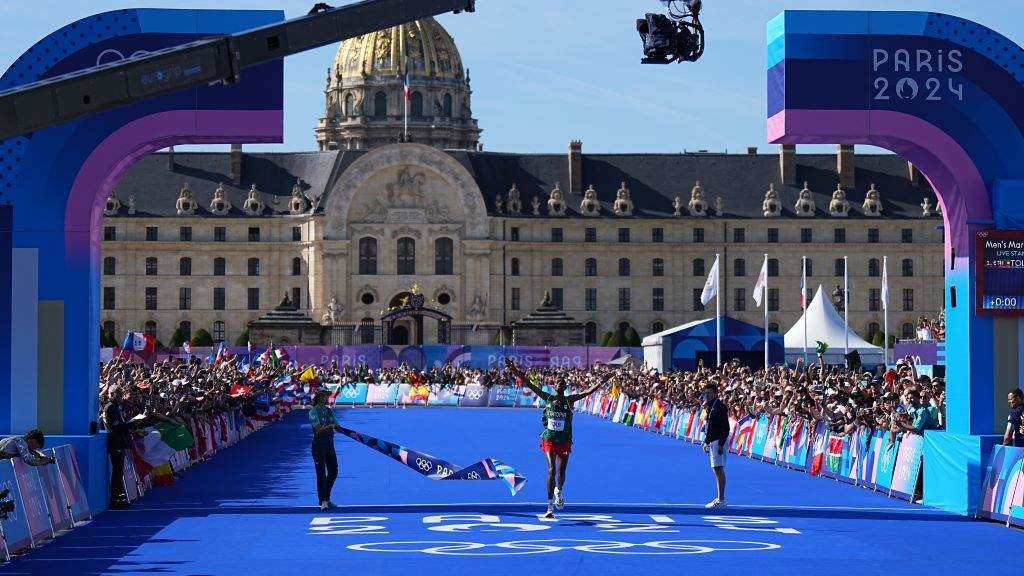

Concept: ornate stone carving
[[354, 198, 389, 222], [493, 191, 504, 214], [289, 179, 310, 214], [862, 183, 883, 217], [714, 196, 725, 217], [104, 189, 122, 216], [762, 183, 781, 217], [506, 183, 522, 214], [468, 293, 487, 321], [321, 297, 343, 325], [210, 182, 232, 216], [242, 184, 266, 216], [390, 226, 423, 239], [829, 183, 851, 217], [424, 196, 453, 223], [580, 184, 600, 216], [531, 195, 540, 216], [613, 182, 634, 216], [547, 182, 566, 216], [688, 181, 708, 217], [127, 194, 136, 215], [921, 196, 934, 217], [176, 183, 198, 216], [386, 168, 426, 208], [794, 181, 815, 217], [673, 196, 684, 216]]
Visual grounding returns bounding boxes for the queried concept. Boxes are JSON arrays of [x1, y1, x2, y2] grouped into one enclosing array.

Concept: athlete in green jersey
[[506, 359, 606, 518]]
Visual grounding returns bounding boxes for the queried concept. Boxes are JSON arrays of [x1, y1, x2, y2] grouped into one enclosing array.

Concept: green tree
[[606, 328, 625, 347], [625, 327, 641, 347], [599, 331, 613, 346], [169, 327, 186, 347], [234, 329, 250, 346], [191, 328, 215, 347], [871, 331, 885, 347]]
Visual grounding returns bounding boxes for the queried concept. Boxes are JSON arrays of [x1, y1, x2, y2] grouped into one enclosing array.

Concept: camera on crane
[[637, 0, 705, 64]]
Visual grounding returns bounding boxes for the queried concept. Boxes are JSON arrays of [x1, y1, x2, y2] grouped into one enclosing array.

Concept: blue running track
[[1, 407, 1018, 575]]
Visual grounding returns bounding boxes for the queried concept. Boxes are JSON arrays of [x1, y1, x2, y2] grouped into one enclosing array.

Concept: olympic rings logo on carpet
[[415, 458, 433, 471], [466, 471, 481, 479], [346, 539, 781, 556]]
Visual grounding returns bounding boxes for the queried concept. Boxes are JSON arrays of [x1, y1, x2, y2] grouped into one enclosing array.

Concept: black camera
[[0, 488, 15, 520], [637, 0, 704, 64]]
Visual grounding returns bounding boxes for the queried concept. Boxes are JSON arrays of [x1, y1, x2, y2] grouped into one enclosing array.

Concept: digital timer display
[[977, 230, 1024, 315]]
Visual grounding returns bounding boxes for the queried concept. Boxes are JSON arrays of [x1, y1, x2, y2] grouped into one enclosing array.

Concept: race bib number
[[547, 416, 566, 432]]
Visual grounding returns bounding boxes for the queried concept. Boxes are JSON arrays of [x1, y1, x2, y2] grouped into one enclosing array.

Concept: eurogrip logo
[[872, 48, 964, 102]]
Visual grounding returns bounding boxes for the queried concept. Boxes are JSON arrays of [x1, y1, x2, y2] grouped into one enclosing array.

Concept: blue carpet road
[[1, 407, 1015, 575]]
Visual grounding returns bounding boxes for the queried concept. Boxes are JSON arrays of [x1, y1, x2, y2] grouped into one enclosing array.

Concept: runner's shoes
[[704, 498, 727, 509], [553, 488, 565, 510], [543, 501, 556, 519]]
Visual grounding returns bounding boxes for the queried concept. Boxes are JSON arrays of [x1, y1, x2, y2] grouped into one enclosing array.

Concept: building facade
[[99, 19, 944, 347]]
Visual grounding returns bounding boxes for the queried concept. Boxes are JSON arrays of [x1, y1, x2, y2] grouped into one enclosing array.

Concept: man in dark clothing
[[701, 382, 730, 508], [102, 386, 135, 509], [1005, 389, 1024, 447], [309, 391, 341, 509]]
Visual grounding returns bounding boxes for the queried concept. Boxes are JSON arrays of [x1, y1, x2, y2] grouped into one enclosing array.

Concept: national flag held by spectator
[[131, 421, 194, 477]]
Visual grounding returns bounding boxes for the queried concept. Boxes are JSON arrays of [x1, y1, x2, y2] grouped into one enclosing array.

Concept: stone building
[[99, 18, 944, 347]]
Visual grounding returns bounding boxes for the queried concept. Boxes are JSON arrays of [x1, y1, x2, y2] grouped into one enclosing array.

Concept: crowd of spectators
[[914, 309, 946, 341]]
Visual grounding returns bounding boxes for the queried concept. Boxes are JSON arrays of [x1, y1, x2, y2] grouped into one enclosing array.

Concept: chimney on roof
[[779, 144, 796, 186], [167, 146, 175, 171], [837, 144, 855, 189], [747, 146, 758, 155], [230, 144, 243, 185], [907, 161, 921, 186], [568, 139, 583, 194]]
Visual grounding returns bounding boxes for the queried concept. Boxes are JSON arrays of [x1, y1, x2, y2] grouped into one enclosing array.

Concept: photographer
[[0, 429, 55, 466]]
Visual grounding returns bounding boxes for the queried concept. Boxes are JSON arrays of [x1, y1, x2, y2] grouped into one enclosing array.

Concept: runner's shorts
[[708, 440, 727, 468], [540, 439, 572, 457]]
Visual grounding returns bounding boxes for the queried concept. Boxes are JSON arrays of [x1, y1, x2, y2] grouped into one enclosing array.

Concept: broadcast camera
[[0, 488, 15, 521], [637, 0, 705, 64]]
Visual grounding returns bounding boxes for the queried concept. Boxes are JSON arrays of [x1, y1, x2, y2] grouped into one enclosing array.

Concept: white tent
[[784, 285, 883, 365]]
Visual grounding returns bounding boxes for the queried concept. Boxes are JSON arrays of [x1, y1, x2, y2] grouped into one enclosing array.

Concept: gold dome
[[332, 18, 464, 84]]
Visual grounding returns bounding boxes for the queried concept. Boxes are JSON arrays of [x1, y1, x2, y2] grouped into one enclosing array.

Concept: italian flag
[[132, 422, 195, 478]]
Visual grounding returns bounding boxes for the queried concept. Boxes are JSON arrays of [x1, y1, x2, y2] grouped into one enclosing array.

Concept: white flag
[[753, 257, 768, 308], [700, 255, 719, 306], [881, 257, 889, 311]]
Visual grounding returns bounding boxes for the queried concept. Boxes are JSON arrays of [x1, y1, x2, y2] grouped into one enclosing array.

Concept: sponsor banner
[[11, 458, 52, 543], [36, 450, 74, 532], [366, 383, 400, 404], [460, 385, 489, 407], [893, 342, 941, 366], [332, 383, 369, 405], [428, 386, 462, 406], [487, 385, 519, 407], [0, 459, 33, 553], [750, 414, 771, 458], [890, 433, 925, 500], [54, 445, 91, 522], [874, 435, 901, 491], [979, 445, 1024, 523]]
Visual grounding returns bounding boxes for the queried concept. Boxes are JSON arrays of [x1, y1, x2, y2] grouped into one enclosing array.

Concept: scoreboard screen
[[977, 230, 1024, 315]]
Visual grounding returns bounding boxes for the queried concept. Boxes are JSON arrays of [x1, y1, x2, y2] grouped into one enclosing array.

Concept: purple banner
[[11, 458, 52, 543], [892, 342, 943, 366]]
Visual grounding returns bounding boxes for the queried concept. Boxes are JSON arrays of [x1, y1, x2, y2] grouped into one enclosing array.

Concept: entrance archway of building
[[390, 323, 412, 346]]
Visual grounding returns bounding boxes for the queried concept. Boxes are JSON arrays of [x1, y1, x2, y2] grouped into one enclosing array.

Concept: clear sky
[[1, 0, 1021, 154]]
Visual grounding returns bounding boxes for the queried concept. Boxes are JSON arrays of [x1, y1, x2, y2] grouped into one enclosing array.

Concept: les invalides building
[[99, 18, 943, 348]]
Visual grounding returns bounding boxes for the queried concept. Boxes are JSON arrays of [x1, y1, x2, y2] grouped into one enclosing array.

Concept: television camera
[[637, 0, 705, 64]]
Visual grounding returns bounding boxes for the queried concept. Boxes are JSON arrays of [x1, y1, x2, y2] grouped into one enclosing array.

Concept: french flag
[[404, 72, 412, 103], [121, 331, 155, 354], [214, 342, 227, 364]]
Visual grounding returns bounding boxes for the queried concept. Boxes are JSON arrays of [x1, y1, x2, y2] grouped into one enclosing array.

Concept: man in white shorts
[[701, 382, 730, 508]]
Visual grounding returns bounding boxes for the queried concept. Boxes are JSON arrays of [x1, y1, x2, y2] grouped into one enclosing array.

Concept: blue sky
[[1, 0, 1021, 153]]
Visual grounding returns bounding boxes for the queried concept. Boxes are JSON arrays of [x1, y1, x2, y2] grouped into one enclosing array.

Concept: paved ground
[[2, 407, 1017, 575]]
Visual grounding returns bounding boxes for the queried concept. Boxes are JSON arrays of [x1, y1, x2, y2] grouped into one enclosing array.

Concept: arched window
[[397, 237, 416, 275], [618, 321, 631, 333], [651, 321, 665, 334], [834, 258, 845, 277], [411, 91, 424, 117], [212, 321, 226, 342], [102, 321, 116, 343], [144, 320, 157, 337], [618, 258, 631, 277], [344, 93, 355, 116], [868, 258, 880, 277], [733, 258, 745, 277], [769, 322, 780, 333], [247, 257, 260, 277], [374, 91, 387, 117], [584, 322, 598, 344], [103, 257, 116, 276], [360, 318, 375, 344], [358, 237, 377, 275], [435, 238, 454, 275], [551, 258, 564, 276], [214, 257, 226, 276], [585, 258, 597, 277], [443, 93, 453, 117], [652, 258, 665, 277], [693, 258, 705, 277], [901, 258, 914, 277], [901, 322, 915, 340], [867, 322, 881, 339], [179, 321, 192, 341], [292, 257, 302, 276], [145, 257, 158, 276], [768, 258, 779, 277], [179, 257, 192, 276], [510, 257, 520, 276]]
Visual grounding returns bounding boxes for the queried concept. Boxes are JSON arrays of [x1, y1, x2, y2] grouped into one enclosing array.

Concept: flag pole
[[844, 255, 849, 362], [763, 253, 769, 370], [716, 252, 721, 368], [883, 255, 889, 367], [802, 255, 808, 364]]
